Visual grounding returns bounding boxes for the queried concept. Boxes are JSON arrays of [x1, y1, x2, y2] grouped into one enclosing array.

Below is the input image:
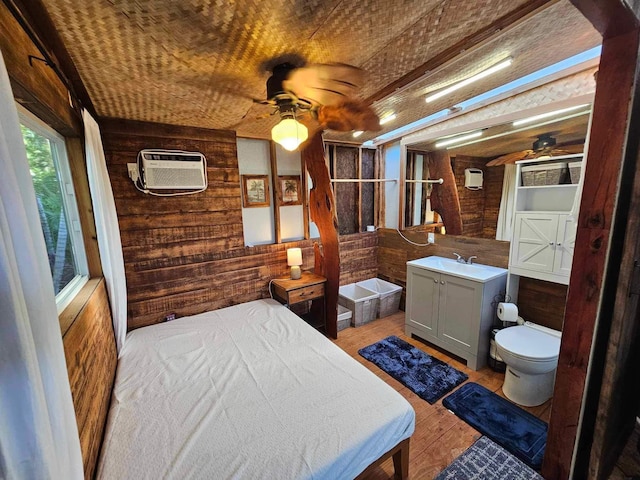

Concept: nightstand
[[271, 272, 327, 331]]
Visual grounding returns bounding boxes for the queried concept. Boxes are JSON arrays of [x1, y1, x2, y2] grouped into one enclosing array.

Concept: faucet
[[467, 256, 477, 265], [453, 252, 466, 264]]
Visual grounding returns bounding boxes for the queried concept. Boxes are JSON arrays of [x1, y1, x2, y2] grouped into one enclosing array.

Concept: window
[[18, 106, 88, 312]]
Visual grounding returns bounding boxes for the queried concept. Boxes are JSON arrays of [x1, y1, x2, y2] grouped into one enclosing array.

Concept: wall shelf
[[518, 184, 578, 190]]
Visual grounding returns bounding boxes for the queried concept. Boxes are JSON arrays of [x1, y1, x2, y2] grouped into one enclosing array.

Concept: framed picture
[[278, 175, 302, 205], [242, 175, 270, 207]]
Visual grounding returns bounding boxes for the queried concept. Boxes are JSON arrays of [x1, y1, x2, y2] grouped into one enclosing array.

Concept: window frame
[[17, 104, 89, 313]]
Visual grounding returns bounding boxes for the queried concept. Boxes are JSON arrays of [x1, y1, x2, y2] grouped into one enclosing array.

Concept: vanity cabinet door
[[406, 266, 439, 339], [437, 274, 479, 353]]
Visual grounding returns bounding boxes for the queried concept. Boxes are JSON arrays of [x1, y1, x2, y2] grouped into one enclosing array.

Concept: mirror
[[402, 103, 591, 238], [404, 151, 438, 227]]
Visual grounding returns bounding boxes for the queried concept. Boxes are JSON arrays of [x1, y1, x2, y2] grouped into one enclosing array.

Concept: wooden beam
[[364, 0, 558, 105], [303, 133, 339, 339], [542, 27, 640, 480], [301, 153, 310, 239], [570, 0, 639, 37], [426, 151, 463, 235], [0, 0, 80, 135], [4, 0, 96, 116], [269, 141, 282, 244]]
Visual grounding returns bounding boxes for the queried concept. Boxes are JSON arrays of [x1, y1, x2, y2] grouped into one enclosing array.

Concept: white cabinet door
[[406, 266, 439, 338], [553, 214, 577, 276], [437, 274, 478, 352], [511, 213, 557, 272]]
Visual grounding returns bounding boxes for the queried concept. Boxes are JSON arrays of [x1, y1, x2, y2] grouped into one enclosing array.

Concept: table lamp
[[287, 248, 302, 280]]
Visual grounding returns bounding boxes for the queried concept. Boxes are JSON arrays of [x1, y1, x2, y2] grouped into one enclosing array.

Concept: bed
[[96, 299, 415, 479]]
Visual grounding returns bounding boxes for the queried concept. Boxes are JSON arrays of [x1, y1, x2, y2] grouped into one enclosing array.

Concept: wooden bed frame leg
[[355, 437, 411, 480], [393, 438, 410, 480]]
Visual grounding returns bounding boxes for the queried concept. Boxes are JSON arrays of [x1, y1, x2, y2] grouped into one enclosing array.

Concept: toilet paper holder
[[497, 302, 519, 322]]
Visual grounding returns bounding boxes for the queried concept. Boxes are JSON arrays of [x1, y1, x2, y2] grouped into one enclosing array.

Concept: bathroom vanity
[[405, 256, 507, 370]]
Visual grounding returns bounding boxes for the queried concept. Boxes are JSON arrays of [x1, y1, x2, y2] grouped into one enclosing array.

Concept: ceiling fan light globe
[[272, 118, 308, 151]]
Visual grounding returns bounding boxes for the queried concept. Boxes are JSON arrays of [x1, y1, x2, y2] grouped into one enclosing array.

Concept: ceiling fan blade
[[283, 63, 365, 106], [550, 143, 584, 154], [486, 150, 535, 166], [317, 100, 381, 132]]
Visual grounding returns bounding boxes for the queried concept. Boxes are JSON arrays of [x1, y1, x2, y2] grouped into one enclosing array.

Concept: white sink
[[407, 256, 507, 283]]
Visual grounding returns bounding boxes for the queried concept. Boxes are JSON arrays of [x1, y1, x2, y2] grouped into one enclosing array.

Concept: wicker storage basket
[[337, 304, 352, 331], [356, 278, 403, 318], [569, 161, 582, 184], [338, 284, 379, 327], [521, 162, 568, 186]]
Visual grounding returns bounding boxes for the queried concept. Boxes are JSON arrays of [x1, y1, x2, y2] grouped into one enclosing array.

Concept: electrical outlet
[[127, 163, 139, 183], [428, 232, 435, 244]]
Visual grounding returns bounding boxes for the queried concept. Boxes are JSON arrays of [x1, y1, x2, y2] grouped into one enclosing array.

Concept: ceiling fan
[[486, 134, 584, 166], [256, 61, 381, 150]]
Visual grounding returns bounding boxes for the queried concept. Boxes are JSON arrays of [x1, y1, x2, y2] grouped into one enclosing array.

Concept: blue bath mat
[[442, 382, 547, 469], [358, 335, 468, 404], [434, 436, 544, 480]]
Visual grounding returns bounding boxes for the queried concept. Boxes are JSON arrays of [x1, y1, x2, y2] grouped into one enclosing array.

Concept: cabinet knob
[[433, 279, 438, 283], [549, 242, 555, 246], [557, 243, 562, 247], [440, 280, 445, 285]]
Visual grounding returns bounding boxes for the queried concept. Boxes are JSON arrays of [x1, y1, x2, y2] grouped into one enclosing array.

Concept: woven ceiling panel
[[40, 0, 599, 141], [328, 0, 601, 143]]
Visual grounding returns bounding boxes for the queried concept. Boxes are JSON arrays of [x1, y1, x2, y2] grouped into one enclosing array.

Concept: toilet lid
[[495, 325, 561, 361]]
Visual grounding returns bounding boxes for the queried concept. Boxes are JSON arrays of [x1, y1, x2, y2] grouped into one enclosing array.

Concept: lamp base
[[290, 265, 301, 280]]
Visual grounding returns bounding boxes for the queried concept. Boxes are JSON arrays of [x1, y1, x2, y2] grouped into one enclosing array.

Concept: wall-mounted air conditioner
[[135, 149, 207, 190], [464, 168, 483, 190]]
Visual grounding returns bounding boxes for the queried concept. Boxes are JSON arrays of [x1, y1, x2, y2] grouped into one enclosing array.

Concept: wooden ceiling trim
[[364, 0, 559, 106]]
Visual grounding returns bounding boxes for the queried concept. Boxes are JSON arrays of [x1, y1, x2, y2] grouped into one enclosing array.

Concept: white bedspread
[[97, 299, 415, 479]]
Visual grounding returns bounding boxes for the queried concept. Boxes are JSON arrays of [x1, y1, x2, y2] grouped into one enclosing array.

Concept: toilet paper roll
[[497, 302, 518, 322]]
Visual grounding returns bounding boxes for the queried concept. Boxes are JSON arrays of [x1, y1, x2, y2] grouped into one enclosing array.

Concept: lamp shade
[[272, 118, 308, 151], [287, 247, 302, 266]]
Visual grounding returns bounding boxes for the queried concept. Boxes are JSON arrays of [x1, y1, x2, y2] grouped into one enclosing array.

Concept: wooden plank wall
[[452, 156, 504, 239], [377, 228, 565, 329], [483, 164, 505, 239], [454, 155, 487, 237], [517, 277, 568, 331], [377, 228, 510, 308], [101, 119, 378, 330], [62, 279, 117, 479], [334, 146, 359, 234], [339, 232, 378, 285]]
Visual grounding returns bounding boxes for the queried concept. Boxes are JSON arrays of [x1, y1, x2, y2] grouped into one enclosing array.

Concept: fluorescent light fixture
[[353, 130, 363, 138], [425, 57, 513, 103], [379, 113, 396, 125], [512, 104, 590, 126], [435, 131, 483, 148], [447, 110, 591, 150]]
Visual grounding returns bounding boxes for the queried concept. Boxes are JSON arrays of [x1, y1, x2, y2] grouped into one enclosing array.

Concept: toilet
[[494, 321, 561, 407]]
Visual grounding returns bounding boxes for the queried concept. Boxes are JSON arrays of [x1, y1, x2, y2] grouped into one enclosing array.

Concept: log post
[[427, 150, 463, 235], [303, 132, 339, 339]]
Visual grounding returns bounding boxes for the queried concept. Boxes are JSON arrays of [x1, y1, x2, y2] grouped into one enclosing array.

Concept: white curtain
[[83, 110, 127, 352], [496, 164, 517, 241], [0, 51, 83, 479]]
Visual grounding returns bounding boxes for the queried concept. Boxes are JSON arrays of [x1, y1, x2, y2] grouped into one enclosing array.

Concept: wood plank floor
[[333, 311, 552, 480]]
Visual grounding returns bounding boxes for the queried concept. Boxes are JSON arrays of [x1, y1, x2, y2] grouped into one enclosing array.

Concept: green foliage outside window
[[21, 125, 76, 294]]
